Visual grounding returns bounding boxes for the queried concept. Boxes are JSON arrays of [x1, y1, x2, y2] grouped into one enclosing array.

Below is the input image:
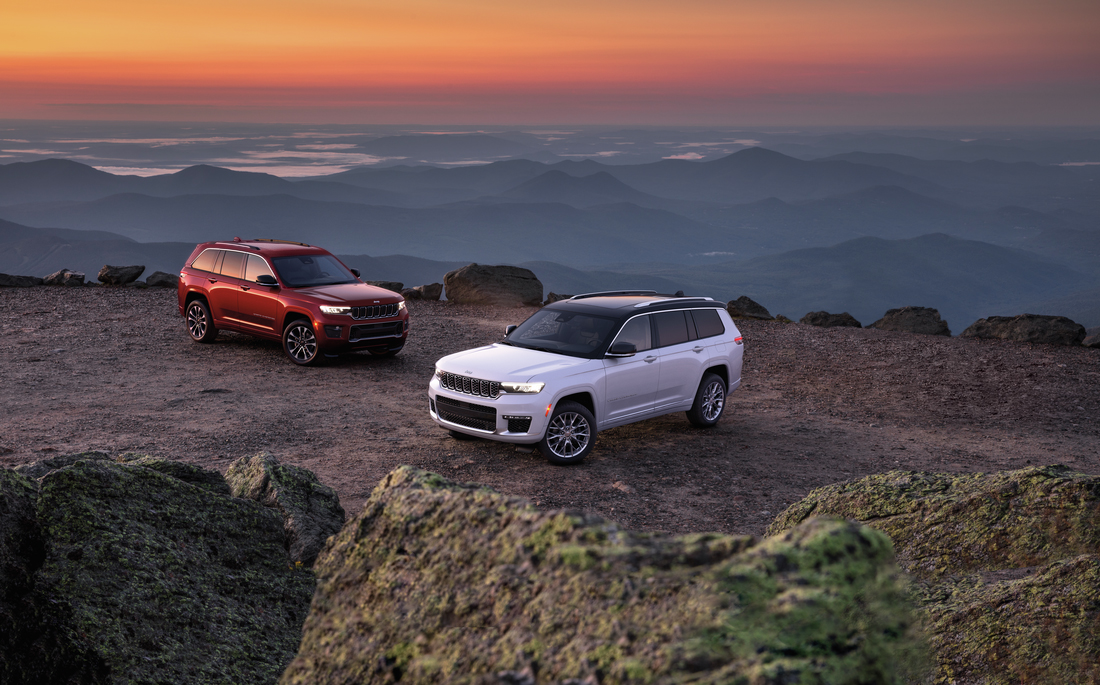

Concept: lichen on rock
[[226, 452, 346, 567], [281, 466, 926, 684], [768, 464, 1100, 683]]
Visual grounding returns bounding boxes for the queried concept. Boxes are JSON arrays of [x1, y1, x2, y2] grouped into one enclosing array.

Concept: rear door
[[208, 249, 246, 326], [237, 254, 280, 334], [652, 310, 705, 412], [601, 314, 659, 426]]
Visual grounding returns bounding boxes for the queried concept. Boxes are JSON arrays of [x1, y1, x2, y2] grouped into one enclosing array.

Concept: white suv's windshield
[[506, 309, 617, 358], [271, 255, 356, 287]]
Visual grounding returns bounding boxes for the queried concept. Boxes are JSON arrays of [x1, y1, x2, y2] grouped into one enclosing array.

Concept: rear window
[[218, 250, 247, 279], [690, 308, 725, 339], [653, 310, 693, 347], [190, 249, 221, 273]]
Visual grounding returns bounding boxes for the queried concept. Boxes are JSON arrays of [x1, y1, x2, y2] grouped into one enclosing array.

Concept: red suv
[[177, 238, 409, 365]]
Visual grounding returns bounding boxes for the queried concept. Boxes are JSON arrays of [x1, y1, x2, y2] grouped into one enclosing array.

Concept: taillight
[[734, 336, 743, 344]]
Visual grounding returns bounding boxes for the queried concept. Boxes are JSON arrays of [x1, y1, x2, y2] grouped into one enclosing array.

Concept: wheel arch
[[281, 309, 313, 332], [556, 391, 596, 418], [184, 291, 208, 308], [704, 363, 729, 389]]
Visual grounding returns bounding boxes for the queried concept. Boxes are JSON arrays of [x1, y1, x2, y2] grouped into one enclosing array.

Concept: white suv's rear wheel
[[539, 401, 596, 465], [686, 373, 726, 427]]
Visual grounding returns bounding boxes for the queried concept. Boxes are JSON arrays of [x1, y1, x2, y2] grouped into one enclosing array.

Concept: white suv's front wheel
[[539, 401, 596, 465]]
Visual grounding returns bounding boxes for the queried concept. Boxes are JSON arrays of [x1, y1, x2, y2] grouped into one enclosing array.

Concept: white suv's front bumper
[[428, 377, 550, 444]]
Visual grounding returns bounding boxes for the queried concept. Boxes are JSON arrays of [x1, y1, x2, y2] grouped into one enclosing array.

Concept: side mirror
[[606, 342, 637, 357], [505, 324, 517, 336], [256, 274, 278, 286], [350, 268, 361, 278]]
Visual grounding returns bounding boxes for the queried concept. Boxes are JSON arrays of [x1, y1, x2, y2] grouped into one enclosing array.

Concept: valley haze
[[1, 122, 1098, 331]]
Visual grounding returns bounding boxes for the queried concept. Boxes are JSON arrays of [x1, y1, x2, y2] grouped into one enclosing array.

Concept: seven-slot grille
[[351, 304, 399, 320], [435, 396, 496, 431], [438, 371, 500, 399]]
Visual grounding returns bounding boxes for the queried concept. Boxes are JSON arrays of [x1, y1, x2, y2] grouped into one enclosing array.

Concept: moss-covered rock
[[35, 459, 316, 685], [14, 451, 113, 480], [768, 465, 1100, 683], [281, 466, 926, 685], [1, 468, 108, 684], [226, 452, 345, 567]]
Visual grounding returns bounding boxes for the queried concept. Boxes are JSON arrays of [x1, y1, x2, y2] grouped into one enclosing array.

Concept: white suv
[[428, 291, 744, 464]]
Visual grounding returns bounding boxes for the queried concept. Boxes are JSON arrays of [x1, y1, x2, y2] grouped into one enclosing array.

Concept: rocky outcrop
[[0, 273, 44, 287], [726, 295, 773, 320], [2, 454, 323, 685], [225, 452, 345, 567], [44, 269, 86, 287], [444, 264, 543, 307], [144, 271, 179, 288], [1086, 327, 1100, 349], [367, 280, 404, 293], [961, 313, 1086, 346], [280, 466, 926, 684], [401, 287, 422, 300], [544, 291, 572, 304], [768, 465, 1100, 683], [413, 283, 443, 300], [800, 311, 861, 328], [97, 264, 144, 285], [868, 306, 950, 336]]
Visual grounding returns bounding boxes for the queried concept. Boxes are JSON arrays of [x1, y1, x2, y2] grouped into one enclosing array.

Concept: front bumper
[[318, 314, 408, 352], [428, 378, 548, 444]]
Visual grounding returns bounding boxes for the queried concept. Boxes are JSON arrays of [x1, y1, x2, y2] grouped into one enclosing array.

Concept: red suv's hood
[[295, 282, 400, 304]]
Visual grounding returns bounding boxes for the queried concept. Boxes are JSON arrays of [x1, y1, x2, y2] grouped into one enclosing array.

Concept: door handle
[[693, 346, 704, 353], [240, 285, 250, 291], [208, 278, 218, 283], [644, 356, 657, 364]]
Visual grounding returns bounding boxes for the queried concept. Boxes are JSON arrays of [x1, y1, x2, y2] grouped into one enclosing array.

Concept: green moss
[[281, 467, 926, 684]]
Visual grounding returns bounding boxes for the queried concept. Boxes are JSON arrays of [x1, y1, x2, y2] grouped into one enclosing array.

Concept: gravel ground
[[2, 286, 1098, 537]]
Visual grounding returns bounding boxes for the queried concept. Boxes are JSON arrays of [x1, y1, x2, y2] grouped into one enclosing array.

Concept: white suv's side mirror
[[505, 324, 518, 336], [606, 341, 637, 357]]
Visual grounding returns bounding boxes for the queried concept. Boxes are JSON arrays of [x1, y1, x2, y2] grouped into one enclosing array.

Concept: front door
[[237, 254, 279, 334], [601, 314, 658, 426]]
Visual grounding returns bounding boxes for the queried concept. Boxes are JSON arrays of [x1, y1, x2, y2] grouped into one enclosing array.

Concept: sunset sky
[[2, 0, 1097, 125]]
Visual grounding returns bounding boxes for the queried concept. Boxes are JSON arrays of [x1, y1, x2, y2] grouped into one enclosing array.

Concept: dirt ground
[[2, 286, 1098, 537]]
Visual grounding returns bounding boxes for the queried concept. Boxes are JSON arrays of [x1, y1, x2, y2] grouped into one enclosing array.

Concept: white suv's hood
[[438, 343, 594, 381]]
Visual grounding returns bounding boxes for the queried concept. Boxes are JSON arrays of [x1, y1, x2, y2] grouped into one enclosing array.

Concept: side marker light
[[545, 403, 553, 417]]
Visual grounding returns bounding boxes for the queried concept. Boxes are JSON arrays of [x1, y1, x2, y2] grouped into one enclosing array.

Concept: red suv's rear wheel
[[283, 320, 320, 365], [186, 300, 218, 343]]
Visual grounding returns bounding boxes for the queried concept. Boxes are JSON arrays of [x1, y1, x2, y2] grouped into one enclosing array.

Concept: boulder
[[544, 291, 572, 305], [443, 264, 543, 307], [1086, 327, 1100, 349], [726, 295, 773, 320], [400, 288, 422, 300], [280, 466, 925, 684], [0, 273, 44, 287], [768, 465, 1100, 683], [43, 269, 86, 287], [800, 311, 862, 328], [225, 452, 345, 567], [144, 271, 179, 288], [14, 451, 113, 480], [27, 458, 315, 684], [961, 313, 1086, 346], [367, 280, 404, 293], [868, 306, 950, 336], [414, 282, 443, 300], [97, 264, 144, 285]]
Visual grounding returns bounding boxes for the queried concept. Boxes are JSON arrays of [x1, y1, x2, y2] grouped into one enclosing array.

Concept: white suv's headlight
[[500, 381, 544, 394], [320, 306, 351, 315]]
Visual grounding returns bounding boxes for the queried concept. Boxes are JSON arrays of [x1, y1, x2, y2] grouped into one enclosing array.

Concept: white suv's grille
[[438, 372, 500, 399]]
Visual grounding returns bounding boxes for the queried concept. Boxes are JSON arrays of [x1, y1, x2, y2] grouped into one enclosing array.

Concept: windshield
[[271, 255, 357, 287], [506, 309, 617, 358]]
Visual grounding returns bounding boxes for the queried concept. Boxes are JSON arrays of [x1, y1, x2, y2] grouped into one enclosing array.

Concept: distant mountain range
[[1, 147, 1096, 328]]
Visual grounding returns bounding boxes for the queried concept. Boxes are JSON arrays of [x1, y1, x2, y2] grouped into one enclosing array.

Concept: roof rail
[[568, 290, 658, 300], [633, 296, 715, 308], [249, 238, 311, 247], [214, 241, 262, 251]]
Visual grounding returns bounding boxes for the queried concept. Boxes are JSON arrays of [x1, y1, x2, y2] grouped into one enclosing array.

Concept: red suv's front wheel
[[283, 320, 320, 365]]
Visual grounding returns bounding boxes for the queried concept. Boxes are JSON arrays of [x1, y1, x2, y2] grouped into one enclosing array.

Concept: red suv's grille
[[438, 372, 500, 399], [351, 304, 399, 320]]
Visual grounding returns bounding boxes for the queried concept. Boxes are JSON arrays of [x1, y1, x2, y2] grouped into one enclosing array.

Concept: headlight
[[320, 306, 351, 315], [398, 300, 406, 311], [434, 367, 444, 379], [500, 381, 545, 394]]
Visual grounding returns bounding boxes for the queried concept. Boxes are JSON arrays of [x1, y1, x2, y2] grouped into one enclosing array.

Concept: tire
[[185, 300, 218, 343], [283, 319, 321, 366], [539, 401, 596, 465], [686, 373, 726, 427], [449, 429, 480, 441]]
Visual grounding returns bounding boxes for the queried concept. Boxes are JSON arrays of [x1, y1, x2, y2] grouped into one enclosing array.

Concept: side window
[[653, 311, 693, 348], [613, 315, 653, 352], [190, 249, 221, 273], [218, 250, 247, 279], [691, 309, 725, 339], [244, 254, 275, 283]]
